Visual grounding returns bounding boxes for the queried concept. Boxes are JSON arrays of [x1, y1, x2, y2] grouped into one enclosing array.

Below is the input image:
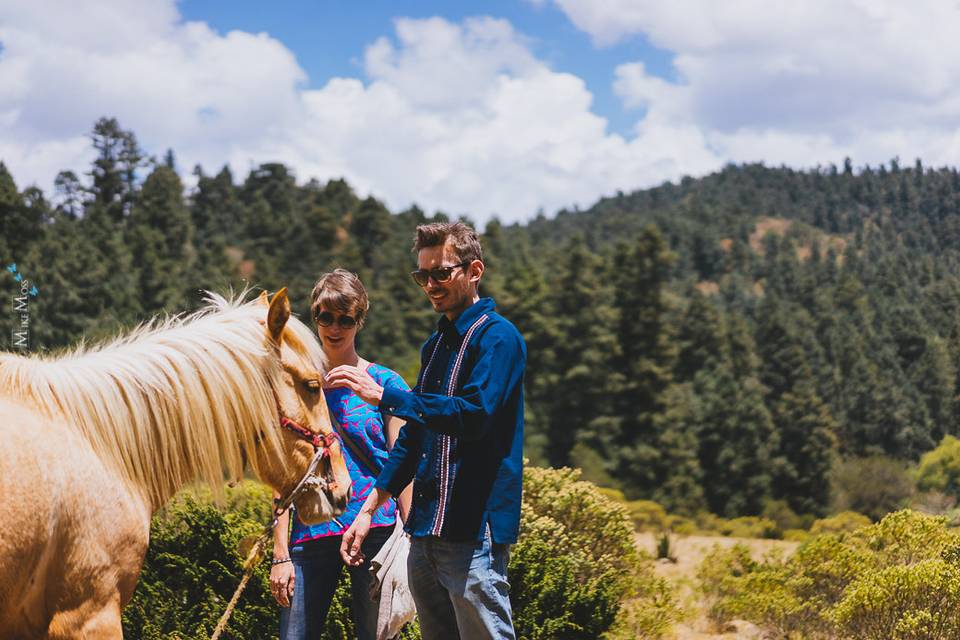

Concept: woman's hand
[[270, 560, 296, 607]]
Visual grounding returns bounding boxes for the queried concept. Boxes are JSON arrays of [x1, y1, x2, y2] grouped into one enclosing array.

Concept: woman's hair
[[309, 268, 369, 328]]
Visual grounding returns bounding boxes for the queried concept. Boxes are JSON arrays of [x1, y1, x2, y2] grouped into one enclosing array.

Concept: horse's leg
[[48, 595, 122, 640]]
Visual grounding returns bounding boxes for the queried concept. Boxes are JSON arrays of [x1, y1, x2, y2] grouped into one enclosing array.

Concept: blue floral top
[[290, 362, 410, 544]]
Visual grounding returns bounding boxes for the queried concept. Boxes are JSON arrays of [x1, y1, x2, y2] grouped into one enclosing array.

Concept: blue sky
[[178, 0, 675, 138], [3, 1, 960, 223]]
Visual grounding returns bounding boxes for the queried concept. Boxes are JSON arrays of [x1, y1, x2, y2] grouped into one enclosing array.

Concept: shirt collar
[[438, 297, 496, 336]]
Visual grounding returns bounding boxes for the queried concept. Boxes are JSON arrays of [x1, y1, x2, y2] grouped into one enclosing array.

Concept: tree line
[[4, 118, 960, 520]]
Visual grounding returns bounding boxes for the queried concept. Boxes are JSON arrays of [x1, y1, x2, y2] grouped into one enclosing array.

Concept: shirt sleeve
[[371, 363, 417, 496], [375, 420, 424, 496], [379, 326, 526, 442]]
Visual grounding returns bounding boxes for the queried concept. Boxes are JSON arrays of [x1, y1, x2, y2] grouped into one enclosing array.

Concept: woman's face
[[314, 305, 359, 355]]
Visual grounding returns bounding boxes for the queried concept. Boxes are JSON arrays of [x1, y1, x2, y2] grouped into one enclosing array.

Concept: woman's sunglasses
[[410, 261, 470, 287], [314, 311, 358, 329]]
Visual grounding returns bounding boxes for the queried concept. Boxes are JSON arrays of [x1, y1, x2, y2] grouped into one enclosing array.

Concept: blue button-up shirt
[[376, 297, 526, 543]]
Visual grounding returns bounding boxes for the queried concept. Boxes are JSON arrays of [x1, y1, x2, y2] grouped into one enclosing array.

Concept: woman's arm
[[386, 415, 413, 522], [270, 491, 295, 607]]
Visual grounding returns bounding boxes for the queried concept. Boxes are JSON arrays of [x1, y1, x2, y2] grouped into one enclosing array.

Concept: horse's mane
[[0, 291, 327, 509]]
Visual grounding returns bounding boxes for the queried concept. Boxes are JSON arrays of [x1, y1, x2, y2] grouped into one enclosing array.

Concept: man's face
[[416, 241, 480, 319]]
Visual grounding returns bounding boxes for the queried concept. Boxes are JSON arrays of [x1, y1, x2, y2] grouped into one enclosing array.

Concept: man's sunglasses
[[410, 262, 471, 287], [314, 311, 358, 329]]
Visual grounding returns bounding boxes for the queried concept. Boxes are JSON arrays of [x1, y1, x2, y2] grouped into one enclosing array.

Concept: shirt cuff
[[374, 470, 404, 498], [380, 386, 424, 423]]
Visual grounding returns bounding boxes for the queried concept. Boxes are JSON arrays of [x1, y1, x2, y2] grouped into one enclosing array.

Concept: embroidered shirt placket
[[430, 314, 489, 536]]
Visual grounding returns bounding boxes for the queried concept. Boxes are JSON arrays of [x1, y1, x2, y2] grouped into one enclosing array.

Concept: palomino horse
[[0, 289, 352, 638]]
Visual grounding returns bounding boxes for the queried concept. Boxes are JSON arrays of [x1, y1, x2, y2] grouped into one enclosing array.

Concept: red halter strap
[[279, 417, 339, 456]]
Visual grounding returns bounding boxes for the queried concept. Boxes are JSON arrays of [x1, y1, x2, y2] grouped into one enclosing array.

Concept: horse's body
[[0, 290, 351, 638], [0, 398, 150, 636]]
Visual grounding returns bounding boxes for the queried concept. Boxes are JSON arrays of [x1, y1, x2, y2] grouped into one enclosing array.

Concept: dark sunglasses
[[410, 261, 471, 287], [314, 311, 358, 329]]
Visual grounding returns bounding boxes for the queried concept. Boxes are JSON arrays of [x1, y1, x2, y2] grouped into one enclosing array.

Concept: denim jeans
[[407, 528, 515, 640], [279, 525, 393, 640]]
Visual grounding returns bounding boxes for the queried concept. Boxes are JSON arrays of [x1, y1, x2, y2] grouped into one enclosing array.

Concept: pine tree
[[127, 165, 196, 314], [544, 236, 617, 468]]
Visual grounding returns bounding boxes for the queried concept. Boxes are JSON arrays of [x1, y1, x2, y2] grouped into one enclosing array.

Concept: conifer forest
[[5, 117, 960, 522]]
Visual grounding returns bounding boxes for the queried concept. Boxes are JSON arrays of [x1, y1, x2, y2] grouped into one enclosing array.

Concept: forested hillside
[[5, 118, 960, 521]]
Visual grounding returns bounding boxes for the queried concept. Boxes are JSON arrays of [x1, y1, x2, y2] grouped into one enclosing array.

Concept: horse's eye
[[305, 379, 321, 393]]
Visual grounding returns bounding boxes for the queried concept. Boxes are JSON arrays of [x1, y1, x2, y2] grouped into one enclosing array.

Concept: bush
[[782, 529, 810, 543], [121, 482, 278, 640], [121, 481, 418, 640], [915, 435, 960, 499], [698, 509, 960, 639], [718, 516, 781, 539], [916, 436, 960, 498], [831, 559, 960, 639], [625, 500, 669, 531], [124, 468, 677, 640], [810, 511, 871, 536], [830, 456, 914, 521], [762, 499, 814, 532], [513, 466, 680, 639]]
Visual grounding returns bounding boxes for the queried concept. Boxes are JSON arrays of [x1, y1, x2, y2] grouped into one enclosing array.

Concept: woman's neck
[[326, 346, 366, 369]]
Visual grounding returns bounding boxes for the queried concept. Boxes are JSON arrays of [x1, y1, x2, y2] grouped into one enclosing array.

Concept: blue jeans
[[279, 525, 393, 640], [407, 529, 515, 640]]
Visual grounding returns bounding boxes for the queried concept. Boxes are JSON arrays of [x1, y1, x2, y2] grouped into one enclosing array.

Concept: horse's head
[[253, 288, 352, 525]]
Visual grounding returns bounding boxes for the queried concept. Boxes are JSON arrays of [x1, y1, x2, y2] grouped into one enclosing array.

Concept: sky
[[3, 1, 960, 224]]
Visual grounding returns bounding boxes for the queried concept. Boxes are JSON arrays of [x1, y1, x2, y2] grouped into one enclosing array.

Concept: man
[[324, 221, 526, 640]]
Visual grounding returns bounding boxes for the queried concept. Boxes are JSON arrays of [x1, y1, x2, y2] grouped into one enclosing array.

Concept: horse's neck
[[2, 344, 277, 512]]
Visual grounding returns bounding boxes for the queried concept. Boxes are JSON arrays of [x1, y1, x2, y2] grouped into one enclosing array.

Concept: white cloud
[[0, 3, 726, 223], [0, 0, 307, 190], [7, 1, 960, 225], [551, 0, 960, 171]]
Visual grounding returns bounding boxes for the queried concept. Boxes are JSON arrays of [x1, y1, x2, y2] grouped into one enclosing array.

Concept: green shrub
[[697, 509, 960, 639], [124, 467, 676, 640], [762, 499, 814, 532], [718, 516, 781, 539], [832, 559, 960, 639], [915, 435, 960, 499], [513, 465, 679, 639], [810, 510, 871, 536], [121, 482, 278, 640], [121, 481, 419, 640], [830, 456, 914, 521], [782, 529, 810, 542], [666, 514, 699, 535], [625, 500, 669, 531]]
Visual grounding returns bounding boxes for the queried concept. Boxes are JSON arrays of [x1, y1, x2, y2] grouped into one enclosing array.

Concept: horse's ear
[[267, 287, 290, 344], [256, 290, 269, 307]]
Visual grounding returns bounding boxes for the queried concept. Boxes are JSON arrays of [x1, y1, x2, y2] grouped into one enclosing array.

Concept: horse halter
[[279, 416, 339, 453], [271, 416, 341, 525]]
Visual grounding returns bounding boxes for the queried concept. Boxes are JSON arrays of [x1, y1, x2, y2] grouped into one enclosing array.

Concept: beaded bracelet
[[271, 557, 292, 565]]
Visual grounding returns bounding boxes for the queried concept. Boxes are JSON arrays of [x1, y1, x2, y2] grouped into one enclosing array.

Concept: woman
[[271, 269, 412, 640]]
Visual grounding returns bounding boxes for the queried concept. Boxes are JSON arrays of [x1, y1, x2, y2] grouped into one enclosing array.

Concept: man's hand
[[341, 510, 373, 566], [324, 365, 384, 406], [270, 561, 296, 607]]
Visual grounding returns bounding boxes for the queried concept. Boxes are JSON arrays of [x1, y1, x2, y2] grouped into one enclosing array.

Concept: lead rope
[[210, 442, 328, 640], [210, 535, 268, 640]]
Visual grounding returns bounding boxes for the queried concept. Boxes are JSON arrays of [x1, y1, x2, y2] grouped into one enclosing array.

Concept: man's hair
[[413, 222, 483, 263], [309, 268, 370, 328]]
